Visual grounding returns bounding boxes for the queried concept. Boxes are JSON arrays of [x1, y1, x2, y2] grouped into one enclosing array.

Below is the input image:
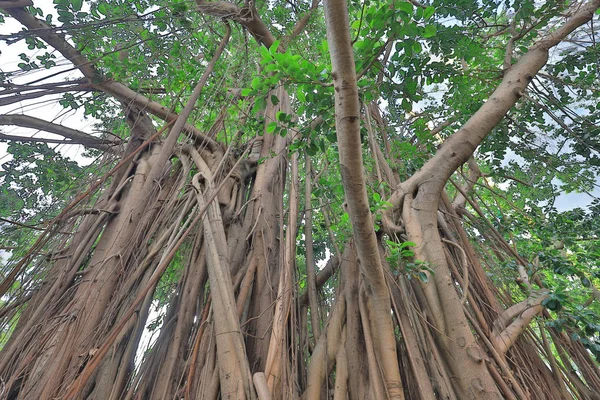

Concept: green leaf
[[423, 6, 435, 20], [372, 192, 381, 202], [406, 22, 419, 38], [306, 142, 319, 156], [423, 24, 437, 38], [252, 97, 266, 114], [251, 77, 262, 90], [264, 63, 279, 72], [296, 88, 306, 102], [259, 45, 272, 64], [57, 10, 74, 21], [415, 6, 423, 20], [271, 95, 279, 105], [320, 40, 328, 53], [397, 2, 413, 15], [97, 2, 109, 15], [266, 122, 278, 133], [581, 277, 591, 287], [543, 298, 562, 311], [413, 41, 422, 54], [71, 0, 83, 12], [269, 40, 280, 55], [241, 88, 253, 96]]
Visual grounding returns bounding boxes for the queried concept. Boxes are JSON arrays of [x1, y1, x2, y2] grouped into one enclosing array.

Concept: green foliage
[[386, 240, 432, 282], [0, 142, 81, 221], [386, 240, 415, 264]]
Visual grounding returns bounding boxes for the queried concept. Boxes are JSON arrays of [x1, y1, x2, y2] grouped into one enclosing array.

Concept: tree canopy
[[0, 0, 599, 399]]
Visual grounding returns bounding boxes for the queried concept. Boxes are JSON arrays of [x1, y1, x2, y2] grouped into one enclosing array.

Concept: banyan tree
[[0, 0, 599, 398]]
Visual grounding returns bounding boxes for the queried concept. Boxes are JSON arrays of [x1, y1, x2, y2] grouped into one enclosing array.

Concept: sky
[[0, 3, 97, 168]]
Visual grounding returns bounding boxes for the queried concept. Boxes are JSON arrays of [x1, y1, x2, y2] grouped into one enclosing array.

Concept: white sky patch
[[1, 2, 98, 167]]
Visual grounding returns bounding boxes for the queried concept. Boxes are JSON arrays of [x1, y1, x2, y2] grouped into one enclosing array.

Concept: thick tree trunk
[[324, 0, 404, 398]]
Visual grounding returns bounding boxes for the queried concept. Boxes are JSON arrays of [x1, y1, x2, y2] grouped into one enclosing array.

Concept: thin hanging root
[[63, 145, 250, 399], [358, 289, 386, 400], [363, 107, 384, 195], [304, 151, 322, 343], [333, 327, 348, 400], [303, 295, 346, 399], [237, 257, 258, 318], [185, 296, 212, 400], [441, 238, 469, 304], [0, 119, 174, 299], [246, 206, 262, 241]]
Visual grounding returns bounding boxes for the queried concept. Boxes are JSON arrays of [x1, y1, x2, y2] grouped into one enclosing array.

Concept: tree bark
[[323, 0, 403, 398]]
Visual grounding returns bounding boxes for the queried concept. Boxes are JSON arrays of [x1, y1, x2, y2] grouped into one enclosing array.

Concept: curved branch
[[0, 114, 122, 153], [492, 290, 549, 354], [397, 0, 600, 196], [1, 6, 218, 150], [0, 79, 92, 107], [195, 0, 276, 47], [298, 255, 339, 307]]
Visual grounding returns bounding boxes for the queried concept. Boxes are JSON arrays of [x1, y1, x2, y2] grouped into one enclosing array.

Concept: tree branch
[[0, 79, 92, 107], [1, 6, 218, 150], [282, 0, 320, 48], [398, 0, 600, 196], [0, 0, 31, 8], [492, 290, 549, 354], [0, 114, 122, 153], [452, 157, 482, 210], [195, 0, 276, 47]]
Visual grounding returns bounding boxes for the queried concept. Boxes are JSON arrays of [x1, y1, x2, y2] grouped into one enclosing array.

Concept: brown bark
[[0, 114, 122, 153], [264, 151, 298, 396], [379, 2, 600, 398], [304, 152, 322, 343], [323, 0, 403, 397]]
